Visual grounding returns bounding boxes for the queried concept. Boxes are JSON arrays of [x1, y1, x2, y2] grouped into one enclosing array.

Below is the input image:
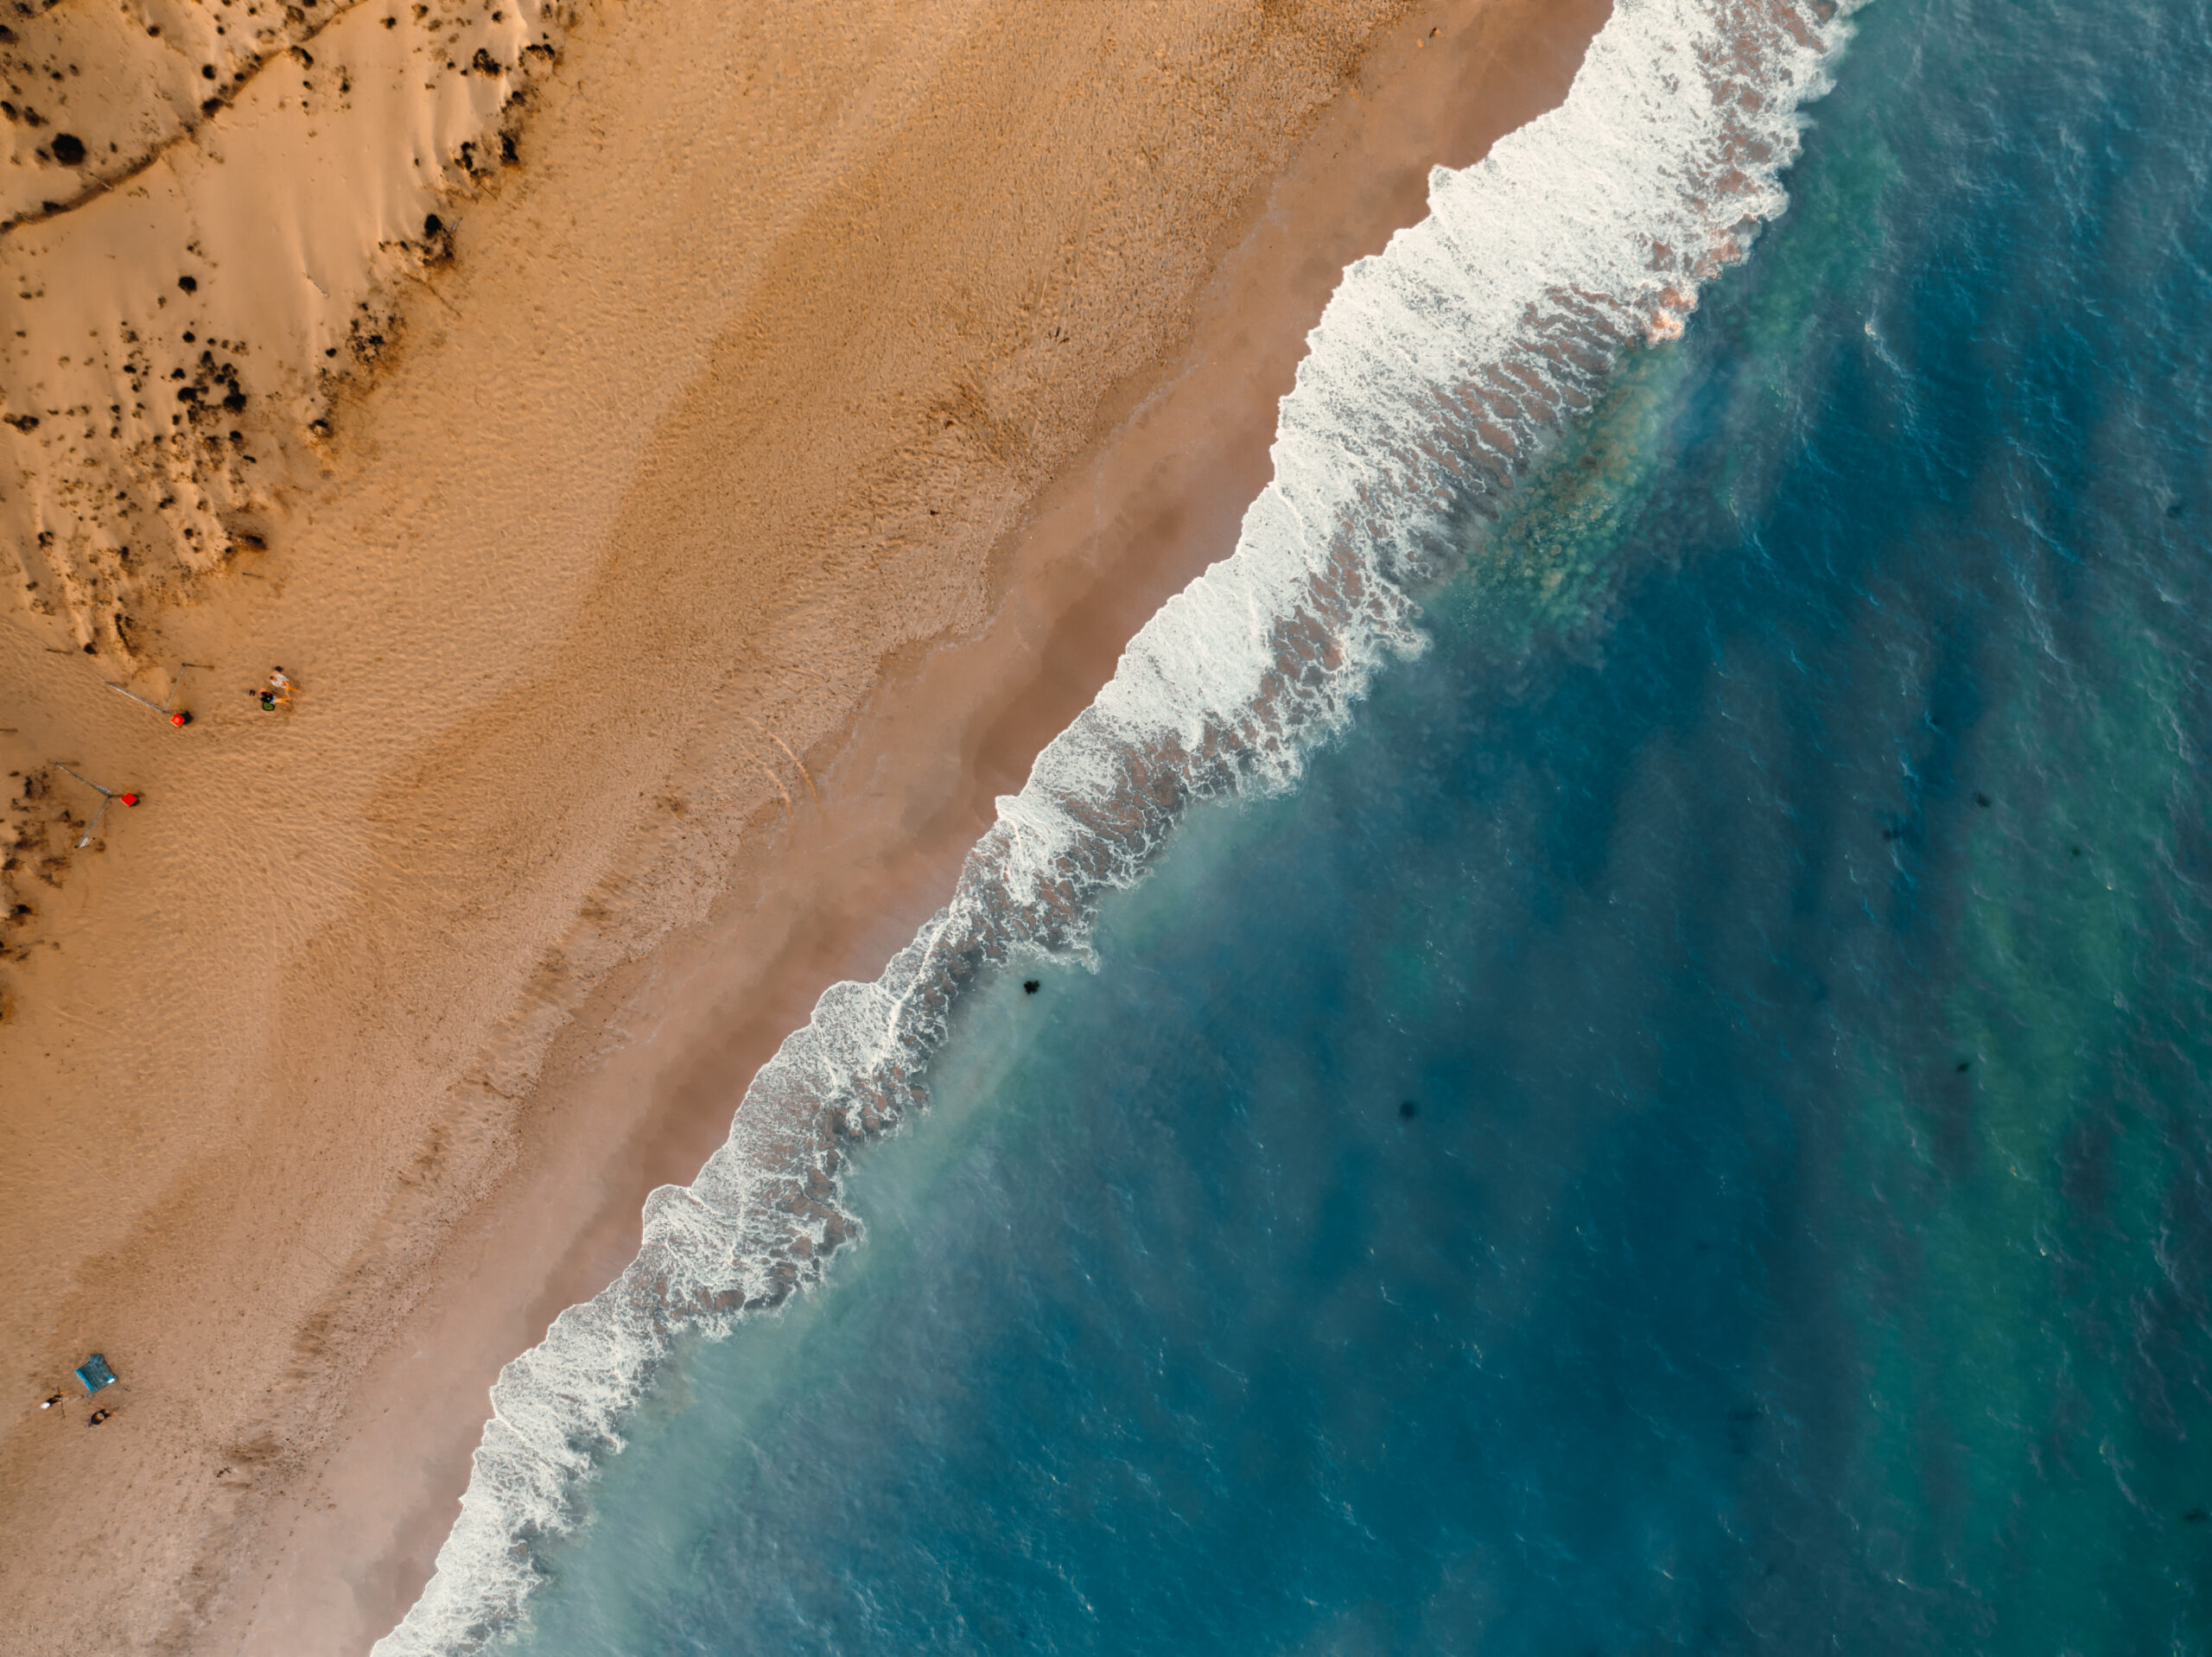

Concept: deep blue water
[[510, 0, 2212, 1650]]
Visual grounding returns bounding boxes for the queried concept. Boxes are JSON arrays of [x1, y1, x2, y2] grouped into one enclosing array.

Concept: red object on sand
[[119, 793, 140, 807], [171, 711, 188, 727]]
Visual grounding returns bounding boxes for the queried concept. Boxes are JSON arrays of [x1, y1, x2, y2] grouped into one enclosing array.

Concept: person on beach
[[251, 666, 295, 712], [86, 1408, 111, 1427], [40, 1394, 61, 1411]]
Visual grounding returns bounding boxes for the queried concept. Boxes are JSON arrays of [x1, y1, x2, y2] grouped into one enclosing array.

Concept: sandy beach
[[0, 0, 1606, 1648]]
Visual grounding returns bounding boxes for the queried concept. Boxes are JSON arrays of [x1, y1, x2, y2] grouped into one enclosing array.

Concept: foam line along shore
[[1, 3, 1623, 1652], [374, 1, 1863, 1649]]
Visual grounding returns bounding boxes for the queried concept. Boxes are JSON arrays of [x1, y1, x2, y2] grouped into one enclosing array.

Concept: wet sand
[[0, 0, 1607, 1649]]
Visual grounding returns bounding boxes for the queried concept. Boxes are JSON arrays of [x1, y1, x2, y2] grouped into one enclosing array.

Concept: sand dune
[[3, 0, 570, 657], [0, 0, 1605, 1648]]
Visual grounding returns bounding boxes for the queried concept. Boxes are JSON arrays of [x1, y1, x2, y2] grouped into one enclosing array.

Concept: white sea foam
[[375, 1, 1859, 1647]]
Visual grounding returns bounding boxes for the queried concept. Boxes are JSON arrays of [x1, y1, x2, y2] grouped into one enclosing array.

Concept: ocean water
[[385, 0, 2212, 1649]]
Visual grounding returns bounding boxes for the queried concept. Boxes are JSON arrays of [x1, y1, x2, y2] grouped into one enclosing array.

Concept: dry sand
[[0, 0, 1607, 1648]]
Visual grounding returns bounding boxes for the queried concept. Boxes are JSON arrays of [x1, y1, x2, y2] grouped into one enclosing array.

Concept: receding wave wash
[[377, 0, 1864, 1649]]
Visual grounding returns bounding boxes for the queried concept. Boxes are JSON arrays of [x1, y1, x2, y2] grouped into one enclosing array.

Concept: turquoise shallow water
[[495, 0, 2212, 1650]]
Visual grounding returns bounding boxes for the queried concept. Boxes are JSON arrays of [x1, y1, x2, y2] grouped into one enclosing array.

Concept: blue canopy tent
[[74, 1354, 117, 1397]]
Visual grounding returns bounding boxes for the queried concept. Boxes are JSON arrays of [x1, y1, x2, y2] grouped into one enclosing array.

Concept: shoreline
[[329, 3, 1613, 1646], [0, 0, 1609, 1649]]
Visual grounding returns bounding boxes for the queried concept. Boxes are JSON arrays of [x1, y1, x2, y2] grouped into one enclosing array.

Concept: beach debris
[[73, 1354, 118, 1397], [751, 720, 821, 807], [53, 765, 139, 848], [748, 755, 792, 816]]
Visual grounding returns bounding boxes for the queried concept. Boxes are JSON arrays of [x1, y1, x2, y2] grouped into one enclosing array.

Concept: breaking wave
[[375, 0, 1860, 1647]]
